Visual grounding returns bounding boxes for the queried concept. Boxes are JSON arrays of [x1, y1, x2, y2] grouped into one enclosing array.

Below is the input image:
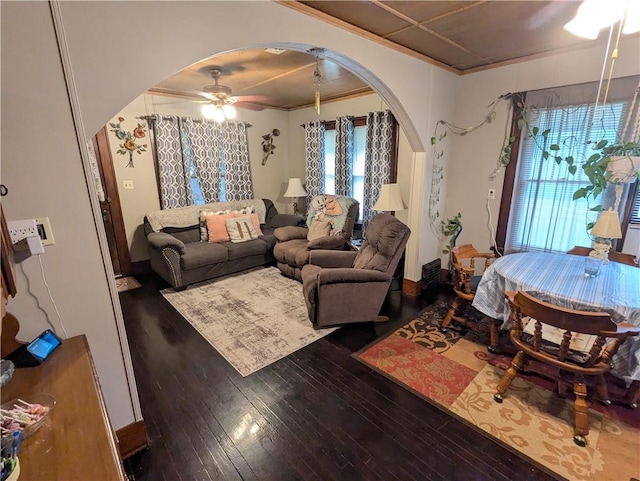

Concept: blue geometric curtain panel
[[334, 115, 354, 197], [303, 121, 326, 211], [363, 110, 394, 231], [221, 122, 253, 201], [180, 118, 222, 203], [152, 115, 192, 209]]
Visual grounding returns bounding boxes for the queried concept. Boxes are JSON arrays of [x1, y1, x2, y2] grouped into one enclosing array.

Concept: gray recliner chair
[[301, 213, 410, 328], [273, 195, 359, 281]]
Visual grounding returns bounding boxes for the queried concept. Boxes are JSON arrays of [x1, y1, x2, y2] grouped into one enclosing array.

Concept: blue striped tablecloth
[[472, 252, 640, 382]]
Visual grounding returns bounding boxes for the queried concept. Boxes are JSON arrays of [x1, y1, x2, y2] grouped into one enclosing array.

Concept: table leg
[[623, 380, 640, 409]]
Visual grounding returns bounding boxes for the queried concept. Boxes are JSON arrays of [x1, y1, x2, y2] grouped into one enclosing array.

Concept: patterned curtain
[[220, 122, 253, 200], [152, 116, 192, 209], [303, 121, 326, 209], [180, 118, 221, 202], [362, 110, 394, 230], [334, 115, 354, 196]]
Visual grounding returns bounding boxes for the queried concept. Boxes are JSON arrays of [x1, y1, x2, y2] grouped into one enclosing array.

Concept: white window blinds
[[506, 76, 639, 253]]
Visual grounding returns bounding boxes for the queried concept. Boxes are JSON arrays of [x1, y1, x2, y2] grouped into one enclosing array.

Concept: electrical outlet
[[488, 189, 496, 200], [7, 219, 38, 244], [35, 217, 55, 245], [123, 180, 134, 190]]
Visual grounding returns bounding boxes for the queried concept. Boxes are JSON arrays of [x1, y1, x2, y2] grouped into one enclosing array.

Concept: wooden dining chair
[[566, 245, 592, 256], [609, 251, 637, 266], [568, 245, 637, 266], [494, 291, 640, 447], [441, 244, 499, 352]]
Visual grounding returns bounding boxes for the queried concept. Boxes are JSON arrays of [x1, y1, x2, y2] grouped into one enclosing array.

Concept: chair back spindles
[[498, 290, 640, 447], [442, 244, 499, 352]]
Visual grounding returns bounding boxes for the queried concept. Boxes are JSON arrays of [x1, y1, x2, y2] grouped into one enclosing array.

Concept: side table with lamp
[[283, 177, 307, 215]]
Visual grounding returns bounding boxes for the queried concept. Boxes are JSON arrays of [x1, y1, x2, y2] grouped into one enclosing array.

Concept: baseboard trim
[[116, 420, 148, 460], [402, 278, 420, 297], [440, 268, 450, 283], [131, 260, 151, 276]]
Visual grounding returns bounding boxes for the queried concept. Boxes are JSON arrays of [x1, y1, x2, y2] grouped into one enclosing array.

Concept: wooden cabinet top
[[1, 335, 127, 481]]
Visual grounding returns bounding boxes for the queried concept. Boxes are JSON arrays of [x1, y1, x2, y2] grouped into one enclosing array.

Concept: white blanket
[[146, 199, 267, 232]]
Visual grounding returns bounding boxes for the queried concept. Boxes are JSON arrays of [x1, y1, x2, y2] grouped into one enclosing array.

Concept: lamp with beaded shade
[[589, 209, 623, 263]]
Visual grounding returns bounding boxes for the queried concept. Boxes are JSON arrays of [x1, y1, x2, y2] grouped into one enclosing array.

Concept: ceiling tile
[[300, 1, 410, 36]]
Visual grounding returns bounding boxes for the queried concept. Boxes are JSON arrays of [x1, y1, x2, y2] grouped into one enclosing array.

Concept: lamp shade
[[373, 183, 406, 211], [591, 209, 623, 239], [284, 178, 306, 198]]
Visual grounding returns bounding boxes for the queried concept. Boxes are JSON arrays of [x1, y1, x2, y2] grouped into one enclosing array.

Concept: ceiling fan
[[200, 67, 267, 122]]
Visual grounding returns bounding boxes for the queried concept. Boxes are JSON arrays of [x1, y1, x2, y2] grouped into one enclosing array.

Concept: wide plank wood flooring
[[121, 271, 557, 481]]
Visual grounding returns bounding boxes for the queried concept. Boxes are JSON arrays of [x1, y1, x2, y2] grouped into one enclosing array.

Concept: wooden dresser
[[1, 335, 127, 480]]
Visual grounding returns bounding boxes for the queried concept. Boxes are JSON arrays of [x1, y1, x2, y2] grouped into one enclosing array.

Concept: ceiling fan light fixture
[[623, 0, 640, 34], [201, 102, 217, 120], [212, 106, 226, 123], [222, 104, 237, 119], [564, 0, 631, 38], [563, 17, 601, 39]]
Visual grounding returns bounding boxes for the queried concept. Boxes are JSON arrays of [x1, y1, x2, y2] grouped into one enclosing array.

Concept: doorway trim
[[94, 127, 132, 277]]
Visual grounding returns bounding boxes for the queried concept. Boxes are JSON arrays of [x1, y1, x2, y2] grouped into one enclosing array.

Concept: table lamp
[[373, 183, 406, 213], [589, 209, 623, 264], [283, 178, 306, 214]]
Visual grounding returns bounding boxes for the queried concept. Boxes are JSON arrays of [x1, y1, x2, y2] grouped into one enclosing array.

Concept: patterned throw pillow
[[199, 206, 254, 241], [307, 219, 331, 241], [225, 215, 260, 243]]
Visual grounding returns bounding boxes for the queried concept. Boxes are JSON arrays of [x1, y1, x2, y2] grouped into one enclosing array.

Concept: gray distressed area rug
[[160, 266, 337, 376]]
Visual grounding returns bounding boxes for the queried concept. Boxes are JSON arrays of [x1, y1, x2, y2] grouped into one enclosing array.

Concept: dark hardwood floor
[[120, 270, 558, 481]]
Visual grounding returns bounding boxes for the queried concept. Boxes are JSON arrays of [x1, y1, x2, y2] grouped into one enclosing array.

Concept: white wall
[[107, 92, 411, 262], [105, 94, 291, 262], [2, 0, 450, 429], [8, 0, 630, 431], [445, 36, 640, 262], [1, 2, 137, 429]]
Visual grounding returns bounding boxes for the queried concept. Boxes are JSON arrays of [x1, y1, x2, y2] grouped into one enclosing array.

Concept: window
[[632, 184, 640, 224], [498, 78, 640, 254], [323, 125, 367, 219], [187, 154, 227, 205], [506, 101, 628, 253]]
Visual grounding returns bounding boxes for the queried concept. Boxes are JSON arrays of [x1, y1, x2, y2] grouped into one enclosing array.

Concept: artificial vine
[[428, 93, 521, 240]]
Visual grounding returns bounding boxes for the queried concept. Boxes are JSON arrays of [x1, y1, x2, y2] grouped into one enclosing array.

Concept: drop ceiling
[[148, 1, 636, 111]]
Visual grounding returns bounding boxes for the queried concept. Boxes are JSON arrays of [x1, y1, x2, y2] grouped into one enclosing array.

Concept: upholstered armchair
[[301, 213, 410, 328], [273, 195, 359, 281]]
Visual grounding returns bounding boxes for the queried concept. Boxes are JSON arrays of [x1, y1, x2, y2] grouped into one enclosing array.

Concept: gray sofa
[[144, 199, 303, 289]]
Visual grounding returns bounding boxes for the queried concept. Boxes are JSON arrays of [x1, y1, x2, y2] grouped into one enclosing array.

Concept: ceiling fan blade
[[234, 101, 265, 111], [230, 95, 271, 103]]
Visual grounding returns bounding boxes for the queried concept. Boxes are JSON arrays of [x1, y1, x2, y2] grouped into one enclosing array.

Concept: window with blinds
[[505, 76, 639, 253], [631, 184, 640, 224]]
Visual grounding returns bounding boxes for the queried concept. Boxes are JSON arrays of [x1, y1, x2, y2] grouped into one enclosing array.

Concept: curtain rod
[[140, 115, 252, 127]]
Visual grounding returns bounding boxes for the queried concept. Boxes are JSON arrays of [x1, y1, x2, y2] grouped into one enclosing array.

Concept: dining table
[[472, 251, 640, 393]]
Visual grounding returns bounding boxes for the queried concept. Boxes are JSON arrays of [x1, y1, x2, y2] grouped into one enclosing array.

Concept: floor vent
[[421, 259, 441, 290]]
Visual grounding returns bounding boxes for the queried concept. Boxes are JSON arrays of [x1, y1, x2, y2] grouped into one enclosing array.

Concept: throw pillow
[[199, 209, 229, 241], [199, 206, 253, 241], [307, 219, 331, 241], [244, 212, 263, 236], [205, 212, 236, 243], [225, 215, 260, 243]]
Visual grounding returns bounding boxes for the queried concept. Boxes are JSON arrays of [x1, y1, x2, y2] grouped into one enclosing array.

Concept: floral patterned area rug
[[354, 301, 640, 481]]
